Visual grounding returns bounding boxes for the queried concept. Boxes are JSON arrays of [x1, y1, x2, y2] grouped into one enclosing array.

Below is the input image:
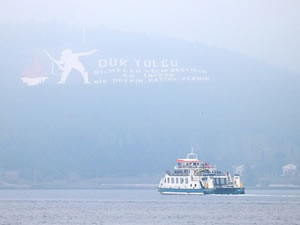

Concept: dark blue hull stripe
[[158, 187, 245, 194]]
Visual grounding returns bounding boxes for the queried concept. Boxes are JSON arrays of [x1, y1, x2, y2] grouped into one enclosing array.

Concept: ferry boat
[[158, 151, 245, 195]]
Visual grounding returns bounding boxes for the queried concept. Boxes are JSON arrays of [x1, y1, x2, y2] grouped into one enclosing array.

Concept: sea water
[[0, 189, 299, 225]]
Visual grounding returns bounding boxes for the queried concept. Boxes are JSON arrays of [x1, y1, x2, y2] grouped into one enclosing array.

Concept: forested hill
[[0, 23, 299, 186]]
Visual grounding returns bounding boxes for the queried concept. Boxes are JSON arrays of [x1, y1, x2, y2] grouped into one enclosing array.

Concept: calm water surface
[[0, 189, 300, 225]]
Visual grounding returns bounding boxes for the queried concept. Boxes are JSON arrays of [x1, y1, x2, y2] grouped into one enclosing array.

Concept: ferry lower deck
[[158, 187, 245, 195]]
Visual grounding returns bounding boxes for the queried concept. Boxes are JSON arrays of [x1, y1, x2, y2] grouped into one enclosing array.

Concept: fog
[[0, 2, 299, 188], [2, 0, 300, 73]]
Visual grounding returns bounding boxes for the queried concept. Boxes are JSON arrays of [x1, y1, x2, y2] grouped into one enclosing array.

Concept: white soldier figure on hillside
[[45, 49, 97, 84]]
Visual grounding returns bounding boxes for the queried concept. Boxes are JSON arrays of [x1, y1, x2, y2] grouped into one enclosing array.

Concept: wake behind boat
[[158, 151, 245, 195]]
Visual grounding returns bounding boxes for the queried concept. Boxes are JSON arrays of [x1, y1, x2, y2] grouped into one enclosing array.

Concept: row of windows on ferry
[[214, 178, 228, 185], [164, 177, 228, 185], [164, 177, 189, 184], [177, 162, 200, 168]]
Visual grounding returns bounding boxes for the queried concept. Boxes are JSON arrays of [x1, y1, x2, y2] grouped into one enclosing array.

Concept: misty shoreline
[[0, 184, 299, 191]]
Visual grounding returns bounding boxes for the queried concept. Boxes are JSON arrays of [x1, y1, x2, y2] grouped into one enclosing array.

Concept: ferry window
[[167, 178, 170, 183], [164, 178, 166, 183], [176, 178, 179, 184], [185, 178, 188, 184], [171, 178, 174, 184], [194, 184, 197, 187], [190, 184, 192, 187]]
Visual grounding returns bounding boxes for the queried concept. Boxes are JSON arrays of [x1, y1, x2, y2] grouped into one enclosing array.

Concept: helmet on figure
[[61, 49, 72, 56]]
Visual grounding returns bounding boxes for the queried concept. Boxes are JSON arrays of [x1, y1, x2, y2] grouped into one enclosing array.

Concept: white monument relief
[[45, 49, 97, 84]]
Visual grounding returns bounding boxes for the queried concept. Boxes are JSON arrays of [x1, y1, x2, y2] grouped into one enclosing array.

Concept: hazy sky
[[1, 0, 300, 73]]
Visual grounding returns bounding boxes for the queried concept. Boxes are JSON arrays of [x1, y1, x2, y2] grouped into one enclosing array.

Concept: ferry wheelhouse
[[158, 151, 245, 195]]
